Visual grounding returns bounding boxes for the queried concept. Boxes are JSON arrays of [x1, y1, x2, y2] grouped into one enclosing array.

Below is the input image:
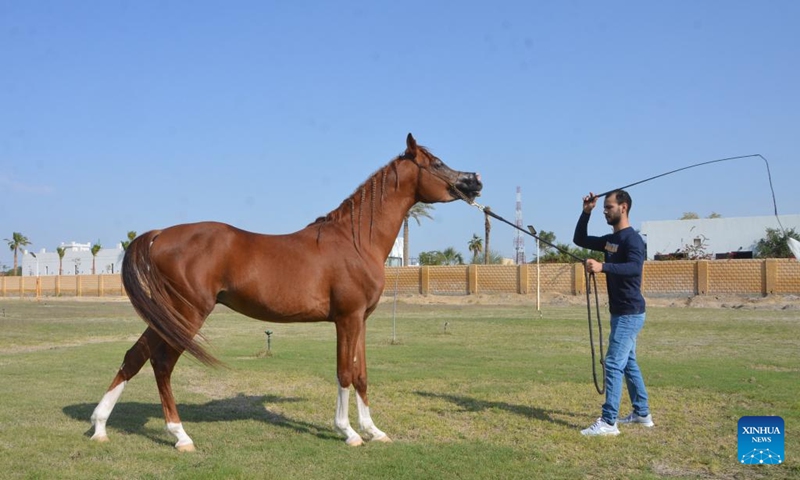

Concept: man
[[573, 189, 653, 436]]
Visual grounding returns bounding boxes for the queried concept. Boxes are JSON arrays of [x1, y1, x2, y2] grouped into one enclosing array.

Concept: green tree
[[440, 247, 464, 266], [754, 227, 800, 258], [121, 231, 137, 250], [56, 247, 66, 276], [403, 203, 434, 266], [467, 234, 483, 264], [475, 249, 504, 265], [418, 250, 442, 266], [5, 232, 31, 276], [707, 212, 722, 219], [680, 212, 699, 220], [91, 241, 102, 275], [541, 243, 603, 263], [535, 230, 557, 259]]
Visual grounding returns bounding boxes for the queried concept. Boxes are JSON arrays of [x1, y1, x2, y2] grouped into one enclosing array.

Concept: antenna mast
[[514, 186, 525, 264]]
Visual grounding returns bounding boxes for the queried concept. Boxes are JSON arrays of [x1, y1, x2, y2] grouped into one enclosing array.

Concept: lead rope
[[413, 160, 606, 394], [465, 199, 605, 394], [586, 271, 605, 394]]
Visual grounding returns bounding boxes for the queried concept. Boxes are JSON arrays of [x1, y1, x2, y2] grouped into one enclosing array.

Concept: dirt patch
[[380, 292, 800, 311]]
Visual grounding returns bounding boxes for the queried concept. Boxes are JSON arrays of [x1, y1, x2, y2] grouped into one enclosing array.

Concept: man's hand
[[585, 259, 603, 274], [582, 193, 598, 214]]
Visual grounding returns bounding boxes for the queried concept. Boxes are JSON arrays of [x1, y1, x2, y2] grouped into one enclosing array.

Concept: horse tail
[[122, 231, 220, 366]]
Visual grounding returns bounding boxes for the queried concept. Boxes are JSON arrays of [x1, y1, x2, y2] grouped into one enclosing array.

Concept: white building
[[20, 242, 125, 276], [640, 214, 800, 260], [386, 237, 404, 266]]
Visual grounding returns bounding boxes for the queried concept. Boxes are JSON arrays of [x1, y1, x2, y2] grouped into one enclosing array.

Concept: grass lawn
[[0, 298, 797, 479]]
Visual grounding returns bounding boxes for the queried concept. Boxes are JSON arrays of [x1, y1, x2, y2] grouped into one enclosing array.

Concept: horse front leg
[[355, 387, 390, 443], [334, 379, 362, 446], [333, 315, 391, 446]]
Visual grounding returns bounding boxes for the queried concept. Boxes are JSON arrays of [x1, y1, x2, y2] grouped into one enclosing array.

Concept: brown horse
[[90, 133, 482, 451]]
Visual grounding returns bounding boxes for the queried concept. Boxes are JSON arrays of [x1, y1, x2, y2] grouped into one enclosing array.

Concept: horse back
[[143, 221, 385, 322]]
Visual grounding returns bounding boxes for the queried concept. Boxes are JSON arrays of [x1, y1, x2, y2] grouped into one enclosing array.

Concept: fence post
[[420, 266, 429, 295], [696, 260, 709, 295], [573, 263, 585, 295], [468, 264, 478, 294], [764, 259, 777, 295], [518, 264, 529, 294]]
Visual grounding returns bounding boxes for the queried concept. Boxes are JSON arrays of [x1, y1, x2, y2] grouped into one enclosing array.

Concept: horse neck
[[316, 160, 419, 261]]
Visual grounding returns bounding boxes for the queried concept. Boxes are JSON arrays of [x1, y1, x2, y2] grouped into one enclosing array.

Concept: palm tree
[[56, 247, 66, 275], [536, 230, 557, 259], [91, 241, 102, 275], [121, 231, 137, 250], [483, 210, 491, 265], [5, 232, 31, 276], [476, 249, 504, 265], [440, 247, 464, 266], [403, 203, 434, 266], [468, 234, 483, 264]]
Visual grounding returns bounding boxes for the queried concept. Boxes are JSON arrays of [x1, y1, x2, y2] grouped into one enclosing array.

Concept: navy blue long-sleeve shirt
[[573, 212, 646, 315]]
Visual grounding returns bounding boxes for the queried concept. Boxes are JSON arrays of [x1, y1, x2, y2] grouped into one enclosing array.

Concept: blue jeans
[[601, 313, 649, 424]]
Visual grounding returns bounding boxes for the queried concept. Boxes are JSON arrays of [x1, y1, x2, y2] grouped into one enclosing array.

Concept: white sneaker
[[619, 412, 654, 427], [581, 417, 620, 436]]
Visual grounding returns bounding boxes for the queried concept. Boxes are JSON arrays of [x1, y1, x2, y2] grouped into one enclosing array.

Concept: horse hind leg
[[91, 328, 159, 442], [150, 340, 196, 452]]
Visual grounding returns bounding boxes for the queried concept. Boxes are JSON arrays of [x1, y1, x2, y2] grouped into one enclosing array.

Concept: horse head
[[403, 133, 483, 204]]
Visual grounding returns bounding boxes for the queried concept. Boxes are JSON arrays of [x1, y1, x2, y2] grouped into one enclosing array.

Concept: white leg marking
[[90, 381, 126, 441], [357, 391, 391, 443], [334, 381, 363, 446], [166, 422, 195, 452]]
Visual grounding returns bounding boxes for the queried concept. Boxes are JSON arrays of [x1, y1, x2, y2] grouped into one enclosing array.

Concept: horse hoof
[[372, 434, 392, 444], [345, 436, 364, 447], [91, 435, 110, 443], [176, 443, 196, 453]]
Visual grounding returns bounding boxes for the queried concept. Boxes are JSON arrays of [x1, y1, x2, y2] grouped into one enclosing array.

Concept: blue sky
[[2, 1, 799, 268]]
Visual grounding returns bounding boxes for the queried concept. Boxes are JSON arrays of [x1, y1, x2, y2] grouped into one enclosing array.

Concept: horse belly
[[218, 281, 331, 323]]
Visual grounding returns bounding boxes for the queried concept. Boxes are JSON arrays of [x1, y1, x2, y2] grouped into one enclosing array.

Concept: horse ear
[[405, 133, 418, 157]]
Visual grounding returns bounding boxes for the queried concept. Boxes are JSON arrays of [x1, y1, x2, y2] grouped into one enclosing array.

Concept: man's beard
[[605, 213, 621, 226]]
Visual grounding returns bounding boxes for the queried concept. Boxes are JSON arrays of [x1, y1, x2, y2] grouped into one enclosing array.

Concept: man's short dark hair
[[610, 189, 632, 213]]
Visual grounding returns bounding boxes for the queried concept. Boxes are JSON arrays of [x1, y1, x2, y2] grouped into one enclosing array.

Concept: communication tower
[[514, 186, 525, 264]]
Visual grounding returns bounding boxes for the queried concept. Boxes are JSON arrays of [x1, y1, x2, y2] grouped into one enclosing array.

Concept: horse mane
[[309, 156, 399, 226], [308, 145, 432, 248]]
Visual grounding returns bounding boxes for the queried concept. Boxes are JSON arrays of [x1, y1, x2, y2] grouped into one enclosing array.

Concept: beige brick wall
[[708, 260, 763, 295], [643, 261, 695, 296], [3, 260, 798, 299], [475, 265, 518, 294], [773, 259, 800, 294]]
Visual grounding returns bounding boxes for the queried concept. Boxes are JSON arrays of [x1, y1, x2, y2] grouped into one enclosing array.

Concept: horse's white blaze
[[90, 381, 126, 440], [334, 381, 362, 446], [356, 391, 388, 441], [166, 422, 194, 449]]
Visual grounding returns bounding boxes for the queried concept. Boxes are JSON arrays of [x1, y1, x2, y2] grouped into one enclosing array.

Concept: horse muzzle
[[454, 172, 483, 201]]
